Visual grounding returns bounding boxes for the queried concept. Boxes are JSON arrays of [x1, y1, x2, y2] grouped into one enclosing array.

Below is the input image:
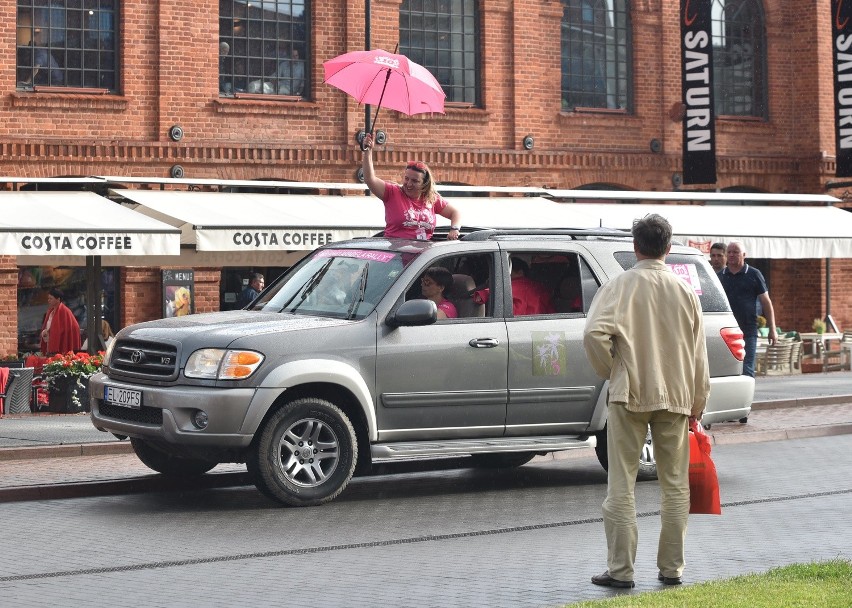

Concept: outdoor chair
[[815, 340, 846, 373], [842, 331, 852, 371], [0, 367, 34, 415], [789, 339, 803, 374], [761, 341, 792, 376]]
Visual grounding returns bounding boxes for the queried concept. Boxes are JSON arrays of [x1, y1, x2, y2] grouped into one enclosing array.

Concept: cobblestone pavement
[[0, 435, 849, 608]]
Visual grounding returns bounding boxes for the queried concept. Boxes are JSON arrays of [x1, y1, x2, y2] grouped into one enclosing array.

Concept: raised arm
[[361, 133, 386, 200]]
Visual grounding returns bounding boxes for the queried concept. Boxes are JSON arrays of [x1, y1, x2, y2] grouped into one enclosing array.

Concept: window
[[17, 266, 118, 353], [507, 252, 598, 317], [399, 0, 479, 105], [219, 0, 308, 97], [561, 0, 631, 111], [16, 1, 118, 91], [711, 0, 767, 117]]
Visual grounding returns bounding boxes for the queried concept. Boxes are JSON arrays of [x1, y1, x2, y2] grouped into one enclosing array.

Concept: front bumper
[[89, 372, 281, 448]]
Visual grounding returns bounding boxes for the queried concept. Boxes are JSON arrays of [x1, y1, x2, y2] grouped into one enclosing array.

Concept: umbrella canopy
[[323, 49, 446, 121]]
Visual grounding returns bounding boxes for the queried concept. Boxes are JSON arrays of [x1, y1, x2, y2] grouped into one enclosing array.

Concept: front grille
[[110, 339, 179, 379], [100, 401, 164, 425]]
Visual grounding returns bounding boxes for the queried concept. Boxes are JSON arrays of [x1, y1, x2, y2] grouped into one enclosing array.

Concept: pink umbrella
[[323, 48, 446, 140]]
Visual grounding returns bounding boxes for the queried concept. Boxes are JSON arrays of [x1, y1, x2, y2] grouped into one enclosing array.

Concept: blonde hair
[[406, 161, 439, 205]]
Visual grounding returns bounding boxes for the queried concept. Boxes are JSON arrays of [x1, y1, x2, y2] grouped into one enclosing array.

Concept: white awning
[[569, 203, 852, 258], [113, 190, 597, 251], [113, 190, 385, 251], [0, 191, 180, 256]]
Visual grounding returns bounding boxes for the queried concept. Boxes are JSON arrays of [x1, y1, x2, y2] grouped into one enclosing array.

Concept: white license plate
[[104, 385, 142, 409]]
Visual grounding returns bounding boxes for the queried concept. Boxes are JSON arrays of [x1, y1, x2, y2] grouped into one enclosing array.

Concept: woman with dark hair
[[40, 288, 81, 355], [361, 133, 462, 241], [420, 267, 457, 319]]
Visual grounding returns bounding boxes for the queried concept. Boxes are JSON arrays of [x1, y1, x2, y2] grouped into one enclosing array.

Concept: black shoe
[[591, 571, 635, 588], [657, 572, 682, 585]]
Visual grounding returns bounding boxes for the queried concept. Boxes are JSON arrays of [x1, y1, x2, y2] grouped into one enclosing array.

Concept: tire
[[250, 397, 357, 507], [594, 425, 658, 481], [130, 438, 217, 477], [469, 452, 537, 468]]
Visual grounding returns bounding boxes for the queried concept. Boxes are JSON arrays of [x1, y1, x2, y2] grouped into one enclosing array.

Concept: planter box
[[48, 376, 91, 413]]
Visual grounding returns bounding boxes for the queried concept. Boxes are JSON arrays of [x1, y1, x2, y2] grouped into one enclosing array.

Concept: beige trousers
[[602, 402, 690, 582]]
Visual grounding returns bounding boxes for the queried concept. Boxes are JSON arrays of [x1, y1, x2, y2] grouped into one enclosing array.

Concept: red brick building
[[1, 0, 850, 356]]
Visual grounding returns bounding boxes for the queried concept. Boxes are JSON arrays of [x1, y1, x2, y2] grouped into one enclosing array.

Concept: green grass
[[569, 560, 852, 607]]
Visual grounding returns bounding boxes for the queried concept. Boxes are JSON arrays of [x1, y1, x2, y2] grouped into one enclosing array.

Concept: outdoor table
[[799, 332, 843, 356]]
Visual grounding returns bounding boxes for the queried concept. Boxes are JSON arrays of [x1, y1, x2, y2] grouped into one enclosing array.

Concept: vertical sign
[[162, 269, 195, 318], [680, 0, 716, 185], [833, 0, 852, 176]]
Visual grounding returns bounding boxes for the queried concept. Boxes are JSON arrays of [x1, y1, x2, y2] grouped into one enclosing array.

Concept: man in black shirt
[[718, 241, 777, 377]]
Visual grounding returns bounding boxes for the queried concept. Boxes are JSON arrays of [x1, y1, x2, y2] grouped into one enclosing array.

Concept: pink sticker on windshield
[[316, 249, 397, 263], [668, 263, 703, 295]]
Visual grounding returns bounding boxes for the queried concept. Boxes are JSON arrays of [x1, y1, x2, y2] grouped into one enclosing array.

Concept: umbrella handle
[[368, 68, 393, 137]]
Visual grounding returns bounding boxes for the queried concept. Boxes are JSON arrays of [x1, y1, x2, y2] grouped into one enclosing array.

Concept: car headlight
[[185, 349, 264, 380]]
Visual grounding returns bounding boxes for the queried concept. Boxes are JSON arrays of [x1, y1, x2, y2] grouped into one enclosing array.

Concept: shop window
[[17, 267, 117, 355], [399, 0, 479, 106], [219, 0, 308, 97], [16, 0, 118, 92], [711, 0, 767, 118], [561, 0, 631, 111], [221, 266, 289, 311]]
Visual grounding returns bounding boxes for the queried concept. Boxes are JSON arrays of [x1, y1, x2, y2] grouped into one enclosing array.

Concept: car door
[[374, 251, 509, 442], [502, 245, 605, 437]]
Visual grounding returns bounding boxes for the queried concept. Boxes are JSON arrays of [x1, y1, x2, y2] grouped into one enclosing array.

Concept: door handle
[[469, 338, 499, 348]]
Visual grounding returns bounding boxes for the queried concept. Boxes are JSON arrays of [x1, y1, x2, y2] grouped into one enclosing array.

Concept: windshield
[[250, 248, 412, 319]]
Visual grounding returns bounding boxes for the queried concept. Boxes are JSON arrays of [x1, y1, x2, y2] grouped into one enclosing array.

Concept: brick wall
[[0, 0, 849, 348]]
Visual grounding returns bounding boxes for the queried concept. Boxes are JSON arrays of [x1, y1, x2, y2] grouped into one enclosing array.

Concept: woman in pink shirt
[[420, 266, 457, 319], [362, 133, 462, 240]]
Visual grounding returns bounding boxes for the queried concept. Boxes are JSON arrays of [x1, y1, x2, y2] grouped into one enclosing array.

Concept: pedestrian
[[40, 288, 82, 355], [718, 241, 777, 377], [583, 213, 710, 589], [361, 133, 462, 240], [708, 242, 726, 273], [239, 272, 265, 307]]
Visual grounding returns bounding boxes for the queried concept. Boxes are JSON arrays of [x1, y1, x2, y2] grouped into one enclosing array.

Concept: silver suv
[[90, 229, 753, 506]]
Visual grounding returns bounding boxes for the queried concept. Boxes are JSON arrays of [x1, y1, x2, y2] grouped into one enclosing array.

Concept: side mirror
[[386, 299, 437, 327]]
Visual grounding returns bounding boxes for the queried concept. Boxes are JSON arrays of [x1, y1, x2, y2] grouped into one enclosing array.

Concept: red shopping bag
[[688, 418, 721, 515]]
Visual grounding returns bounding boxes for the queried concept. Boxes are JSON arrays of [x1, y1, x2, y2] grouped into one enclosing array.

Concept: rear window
[[613, 252, 730, 313]]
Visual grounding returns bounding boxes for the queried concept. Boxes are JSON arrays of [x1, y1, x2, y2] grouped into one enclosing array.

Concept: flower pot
[[48, 376, 91, 413]]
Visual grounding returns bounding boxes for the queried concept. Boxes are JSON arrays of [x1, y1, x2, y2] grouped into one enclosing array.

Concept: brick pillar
[[0, 257, 18, 355]]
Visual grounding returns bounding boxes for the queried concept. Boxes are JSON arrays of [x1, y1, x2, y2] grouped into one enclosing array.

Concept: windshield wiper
[[279, 258, 334, 313], [346, 265, 369, 320]]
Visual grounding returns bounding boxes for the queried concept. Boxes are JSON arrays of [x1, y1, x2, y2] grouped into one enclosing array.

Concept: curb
[[1, 395, 851, 463], [0, 471, 250, 504], [0, 440, 132, 462], [751, 394, 852, 410]]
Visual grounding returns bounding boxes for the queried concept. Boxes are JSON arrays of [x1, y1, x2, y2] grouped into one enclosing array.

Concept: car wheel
[[594, 426, 658, 481], [469, 452, 537, 468], [250, 397, 357, 507], [130, 438, 217, 477]]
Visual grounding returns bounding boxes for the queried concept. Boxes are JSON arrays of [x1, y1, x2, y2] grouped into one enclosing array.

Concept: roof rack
[[458, 227, 630, 241]]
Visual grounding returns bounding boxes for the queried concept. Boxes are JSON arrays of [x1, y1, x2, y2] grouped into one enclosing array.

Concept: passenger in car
[[508, 258, 555, 316], [420, 267, 457, 319]]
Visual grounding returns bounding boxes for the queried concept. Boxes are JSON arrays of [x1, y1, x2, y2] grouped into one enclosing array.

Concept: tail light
[[721, 327, 745, 361]]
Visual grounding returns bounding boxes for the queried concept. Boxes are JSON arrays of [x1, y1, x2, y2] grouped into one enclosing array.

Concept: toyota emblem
[[131, 350, 146, 364]]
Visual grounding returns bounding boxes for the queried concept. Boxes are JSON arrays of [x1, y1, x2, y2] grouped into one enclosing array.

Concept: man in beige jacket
[[583, 213, 710, 589]]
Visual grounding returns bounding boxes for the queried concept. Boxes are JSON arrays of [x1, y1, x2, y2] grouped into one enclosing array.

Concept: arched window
[[561, 0, 631, 111], [400, 0, 479, 105], [711, 0, 767, 118]]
